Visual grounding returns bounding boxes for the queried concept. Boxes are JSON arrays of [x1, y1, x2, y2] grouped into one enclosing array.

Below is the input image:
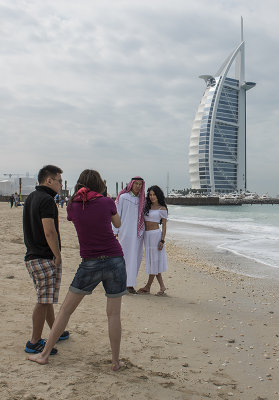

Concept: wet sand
[[1, 203, 279, 400]]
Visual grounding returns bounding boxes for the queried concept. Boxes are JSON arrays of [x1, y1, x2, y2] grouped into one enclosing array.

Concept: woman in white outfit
[[137, 186, 168, 296]]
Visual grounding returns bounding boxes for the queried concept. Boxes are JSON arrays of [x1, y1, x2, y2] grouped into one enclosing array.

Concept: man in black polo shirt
[[23, 165, 69, 354]]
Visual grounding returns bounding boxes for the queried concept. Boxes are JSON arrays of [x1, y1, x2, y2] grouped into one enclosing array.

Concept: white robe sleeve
[[112, 195, 123, 235]]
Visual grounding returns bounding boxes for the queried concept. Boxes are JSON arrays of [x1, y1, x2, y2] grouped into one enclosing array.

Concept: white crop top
[[144, 209, 168, 223]]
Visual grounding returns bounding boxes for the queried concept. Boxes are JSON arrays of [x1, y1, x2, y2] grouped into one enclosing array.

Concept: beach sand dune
[[0, 203, 279, 400]]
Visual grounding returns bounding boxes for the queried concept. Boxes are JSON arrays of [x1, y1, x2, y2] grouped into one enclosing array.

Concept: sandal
[[127, 287, 137, 294], [137, 287, 150, 294]]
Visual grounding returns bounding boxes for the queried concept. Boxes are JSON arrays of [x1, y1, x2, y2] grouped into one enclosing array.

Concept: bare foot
[[28, 353, 49, 365], [111, 361, 125, 371]]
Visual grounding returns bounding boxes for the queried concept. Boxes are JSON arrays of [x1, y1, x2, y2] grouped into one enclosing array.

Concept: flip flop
[[155, 291, 167, 296]]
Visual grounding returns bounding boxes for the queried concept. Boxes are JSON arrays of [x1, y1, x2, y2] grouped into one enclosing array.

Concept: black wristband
[[160, 239, 165, 244]]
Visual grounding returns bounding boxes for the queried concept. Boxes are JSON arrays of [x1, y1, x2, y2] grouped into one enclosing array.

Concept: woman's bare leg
[[106, 297, 124, 370], [137, 274, 155, 293], [28, 291, 84, 365], [156, 273, 166, 292]]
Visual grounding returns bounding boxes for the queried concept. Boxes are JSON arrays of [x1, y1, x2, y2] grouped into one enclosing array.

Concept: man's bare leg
[[30, 303, 49, 344], [106, 297, 123, 371], [28, 291, 84, 365], [46, 304, 55, 329]]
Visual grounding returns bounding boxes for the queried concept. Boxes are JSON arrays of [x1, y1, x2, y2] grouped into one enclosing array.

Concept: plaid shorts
[[25, 258, 62, 304]]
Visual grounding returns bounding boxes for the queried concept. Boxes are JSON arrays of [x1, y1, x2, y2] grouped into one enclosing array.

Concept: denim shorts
[[69, 256, 127, 298]]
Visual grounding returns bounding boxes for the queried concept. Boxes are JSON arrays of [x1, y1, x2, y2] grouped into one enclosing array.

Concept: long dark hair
[[144, 185, 168, 215], [68, 169, 106, 206]]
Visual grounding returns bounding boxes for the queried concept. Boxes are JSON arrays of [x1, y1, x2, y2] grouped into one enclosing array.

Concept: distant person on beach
[[55, 194, 60, 207], [113, 177, 145, 294], [9, 194, 14, 208], [14, 192, 19, 207], [137, 186, 168, 296], [23, 165, 69, 356], [28, 169, 127, 371]]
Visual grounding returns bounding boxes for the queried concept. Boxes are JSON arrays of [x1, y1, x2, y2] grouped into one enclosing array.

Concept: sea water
[[167, 204, 279, 277]]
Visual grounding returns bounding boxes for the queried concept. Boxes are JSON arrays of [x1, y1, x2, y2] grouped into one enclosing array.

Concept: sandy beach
[[1, 202, 279, 400]]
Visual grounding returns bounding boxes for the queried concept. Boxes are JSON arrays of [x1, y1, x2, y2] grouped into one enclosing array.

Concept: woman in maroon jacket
[[28, 169, 127, 371]]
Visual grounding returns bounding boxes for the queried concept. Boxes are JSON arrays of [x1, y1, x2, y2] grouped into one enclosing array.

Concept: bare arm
[[111, 213, 121, 228], [42, 218, 61, 266], [158, 218, 167, 251]]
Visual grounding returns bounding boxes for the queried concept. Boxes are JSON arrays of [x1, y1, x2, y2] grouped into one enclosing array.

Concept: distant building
[[189, 19, 256, 193], [0, 176, 37, 196], [0, 180, 13, 196]]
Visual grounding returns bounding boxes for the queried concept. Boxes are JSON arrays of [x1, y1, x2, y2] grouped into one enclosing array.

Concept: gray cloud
[[0, 0, 278, 195]]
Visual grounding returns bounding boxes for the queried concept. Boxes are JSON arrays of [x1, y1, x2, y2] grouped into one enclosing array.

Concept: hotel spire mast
[[189, 18, 256, 193]]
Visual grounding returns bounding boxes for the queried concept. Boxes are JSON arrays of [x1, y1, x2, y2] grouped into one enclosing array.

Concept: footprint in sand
[[151, 371, 174, 379], [11, 237, 24, 245], [159, 381, 175, 388]]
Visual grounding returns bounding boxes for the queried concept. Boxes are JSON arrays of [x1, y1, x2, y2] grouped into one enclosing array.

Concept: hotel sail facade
[[189, 21, 256, 193]]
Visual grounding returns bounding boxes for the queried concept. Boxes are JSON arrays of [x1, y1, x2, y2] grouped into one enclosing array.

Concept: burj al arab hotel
[[189, 19, 255, 193]]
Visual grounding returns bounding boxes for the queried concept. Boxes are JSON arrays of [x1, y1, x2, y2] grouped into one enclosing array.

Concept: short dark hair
[[38, 165, 63, 184]]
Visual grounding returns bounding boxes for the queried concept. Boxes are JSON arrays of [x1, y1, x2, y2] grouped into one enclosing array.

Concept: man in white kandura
[[113, 177, 145, 294]]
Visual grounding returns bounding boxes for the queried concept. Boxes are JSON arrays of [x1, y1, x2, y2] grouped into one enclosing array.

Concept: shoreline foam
[[167, 216, 279, 279]]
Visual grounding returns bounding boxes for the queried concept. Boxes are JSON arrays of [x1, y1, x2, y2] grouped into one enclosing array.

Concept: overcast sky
[[0, 0, 278, 195]]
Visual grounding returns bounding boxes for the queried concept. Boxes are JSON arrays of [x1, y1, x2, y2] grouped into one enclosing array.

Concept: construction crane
[[3, 173, 21, 178]]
